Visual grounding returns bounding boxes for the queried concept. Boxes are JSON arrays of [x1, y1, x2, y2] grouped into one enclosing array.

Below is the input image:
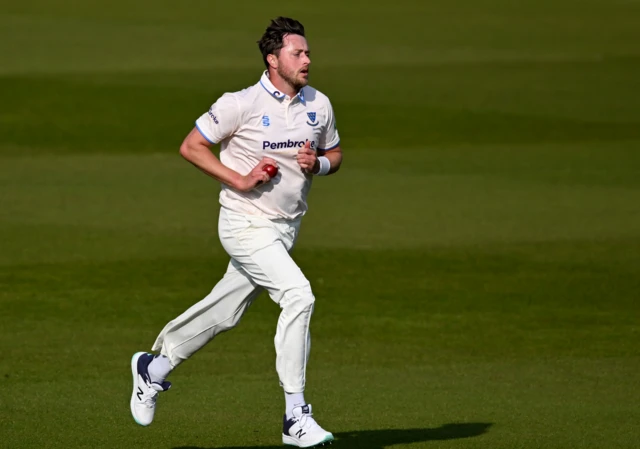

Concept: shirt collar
[[259, 71, 306, 103]]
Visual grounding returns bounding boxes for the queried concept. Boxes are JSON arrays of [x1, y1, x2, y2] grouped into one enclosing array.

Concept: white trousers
[[151, 207, 314, 393]]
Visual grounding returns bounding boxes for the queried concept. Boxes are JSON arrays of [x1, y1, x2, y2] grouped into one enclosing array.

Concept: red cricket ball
[[263, 164, 278, 177]]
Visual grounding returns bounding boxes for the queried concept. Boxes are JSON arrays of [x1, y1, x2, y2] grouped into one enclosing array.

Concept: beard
[[277, 65, 308, 92]]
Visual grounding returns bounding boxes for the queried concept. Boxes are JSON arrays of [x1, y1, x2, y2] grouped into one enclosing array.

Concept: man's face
[[275, 34, 311, 90]]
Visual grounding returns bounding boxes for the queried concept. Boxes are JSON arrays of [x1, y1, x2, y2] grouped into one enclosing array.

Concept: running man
[[130, 17, 342, 448]]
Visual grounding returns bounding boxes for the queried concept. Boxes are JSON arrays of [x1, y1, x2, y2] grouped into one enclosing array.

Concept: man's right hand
[[234, 157, 279, 192]]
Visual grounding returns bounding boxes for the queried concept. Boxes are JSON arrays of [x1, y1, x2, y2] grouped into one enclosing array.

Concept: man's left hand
[[296, 141, 318, 174]]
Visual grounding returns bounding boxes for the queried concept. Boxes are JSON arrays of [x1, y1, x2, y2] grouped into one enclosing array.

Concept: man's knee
[[280, 284, 315, 312]]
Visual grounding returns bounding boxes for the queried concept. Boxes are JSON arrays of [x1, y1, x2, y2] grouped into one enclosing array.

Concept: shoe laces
[[297, 410, 316, 429], [141, 385, 159, 408]]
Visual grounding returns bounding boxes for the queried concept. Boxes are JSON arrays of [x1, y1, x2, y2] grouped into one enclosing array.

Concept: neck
[[268, 68, 299, 98]]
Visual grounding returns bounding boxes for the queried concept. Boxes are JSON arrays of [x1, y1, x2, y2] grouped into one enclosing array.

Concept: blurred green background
[[1, 1, 639, 448]]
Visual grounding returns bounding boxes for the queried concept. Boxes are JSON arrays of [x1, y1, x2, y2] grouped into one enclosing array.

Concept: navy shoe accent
[[154, 381, 171, 391], [283, 414, 296, 436], [136, 353, 155, 384]]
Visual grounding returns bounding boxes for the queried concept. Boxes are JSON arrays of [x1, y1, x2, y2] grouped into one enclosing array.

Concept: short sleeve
[[194, 93, 240, 144], [318, 100, 340, 151]]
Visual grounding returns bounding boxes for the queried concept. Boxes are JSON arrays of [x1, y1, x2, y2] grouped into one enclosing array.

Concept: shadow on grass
[[174, 422, 493, 448]]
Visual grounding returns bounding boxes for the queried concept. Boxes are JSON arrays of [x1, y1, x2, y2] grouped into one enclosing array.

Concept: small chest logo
[[306, 112, 319, 127], [262, 115, 270, 127]]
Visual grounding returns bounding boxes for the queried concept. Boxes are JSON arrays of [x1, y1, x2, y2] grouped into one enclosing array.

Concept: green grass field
[[1, 0, 640, 447]]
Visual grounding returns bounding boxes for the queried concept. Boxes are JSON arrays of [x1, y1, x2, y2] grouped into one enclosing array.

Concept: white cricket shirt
[[195, 71, 340, 220]]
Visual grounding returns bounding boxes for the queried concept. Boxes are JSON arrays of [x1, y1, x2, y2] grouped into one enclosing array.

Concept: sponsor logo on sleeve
[[208, 107, 219, 124]]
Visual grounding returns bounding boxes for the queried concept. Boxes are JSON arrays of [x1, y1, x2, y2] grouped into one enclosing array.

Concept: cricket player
[[129, 17, 342, 448]]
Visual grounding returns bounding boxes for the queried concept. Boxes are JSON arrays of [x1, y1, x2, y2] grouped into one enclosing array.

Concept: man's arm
[[317, 146, 342, 175], [179, 127, 277, 192]]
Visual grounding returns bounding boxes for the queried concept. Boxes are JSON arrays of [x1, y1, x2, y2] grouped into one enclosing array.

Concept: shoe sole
[[130, 351, 148, 426], [282, 434, 334, 447]]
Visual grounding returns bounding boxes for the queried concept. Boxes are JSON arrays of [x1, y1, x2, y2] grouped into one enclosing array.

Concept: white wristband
[[315, 156, 331, 176]]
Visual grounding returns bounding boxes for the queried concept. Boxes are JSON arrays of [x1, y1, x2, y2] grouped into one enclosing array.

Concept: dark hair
[[257, 17, 306, 68]]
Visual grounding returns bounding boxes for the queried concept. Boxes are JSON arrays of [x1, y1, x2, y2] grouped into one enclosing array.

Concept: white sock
[[285, 392, 306, 419], [148, 354, 173, 384]]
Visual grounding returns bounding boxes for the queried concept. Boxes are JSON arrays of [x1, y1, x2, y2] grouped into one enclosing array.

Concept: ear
[[268, 55, 278, 69]]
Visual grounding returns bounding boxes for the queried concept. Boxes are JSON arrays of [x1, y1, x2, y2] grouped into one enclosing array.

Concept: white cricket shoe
[[282, 404, 334, 447], [130, 352, 171, 426]]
